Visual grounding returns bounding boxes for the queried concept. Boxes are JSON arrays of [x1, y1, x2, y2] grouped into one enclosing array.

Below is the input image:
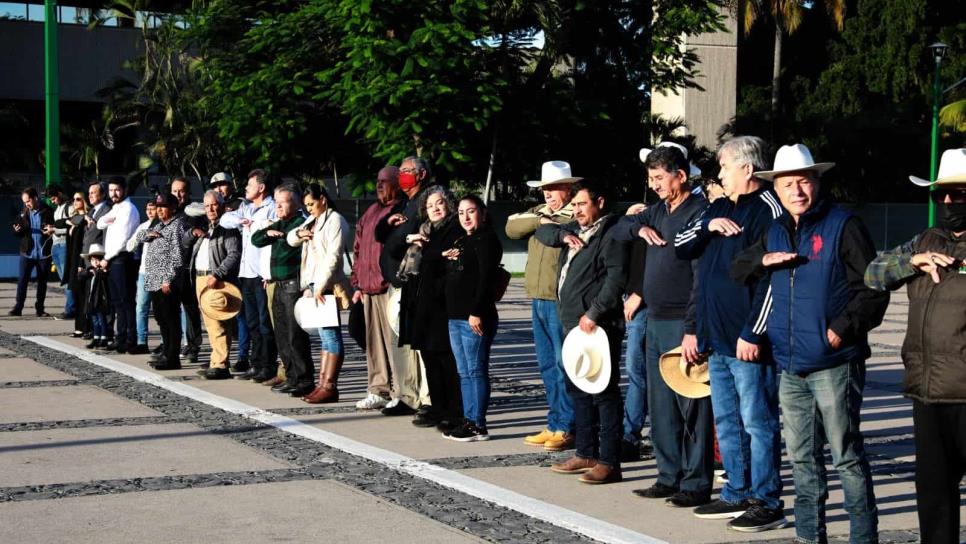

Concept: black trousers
[[151, 286, 183, 367], [271, 279, 314, 387], [567, 326, 624, 467], [913, 400, 966, 544], [71, 274, 88, 333], [422, 348, 463, 421], [179, 273, 202, 351], [108, 253, 137, 347]]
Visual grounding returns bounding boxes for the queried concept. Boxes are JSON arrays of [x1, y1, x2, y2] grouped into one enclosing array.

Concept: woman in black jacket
[[443, 195, 503, 441], [59, 192, 89, 337], [396, 186, 463, 433]]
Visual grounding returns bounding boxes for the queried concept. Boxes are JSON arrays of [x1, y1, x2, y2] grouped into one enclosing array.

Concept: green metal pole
[[928, 57, 941, 227], [44, 0, 60, 188]]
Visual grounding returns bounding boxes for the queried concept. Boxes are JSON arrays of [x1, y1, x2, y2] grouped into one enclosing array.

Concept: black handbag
[[344, 252, 366, 351]]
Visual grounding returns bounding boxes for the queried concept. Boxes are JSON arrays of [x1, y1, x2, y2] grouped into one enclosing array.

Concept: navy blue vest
[[766, 204, 857, 374]]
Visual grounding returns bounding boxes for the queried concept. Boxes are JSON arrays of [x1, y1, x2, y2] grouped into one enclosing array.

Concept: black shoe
[[115, 343, 129, 354], [199, 362, 210, 370], [183, 350, 198, 363], [85, 338, 100, 349], [204, 367, 232, 380], [232, 359, 250, 374], [127, 344, 149, 355], [640, 437, 655, 459], [666, 490, 712, 508], [727, 502, 787, 532], [149, 351, 163, 363], [153, 361, 182, 371], [444, 421, 490, 442], [102, 342, 120, 352], [238, 368, 257, 381], [416, 404, 434, 416], [36, 310, 50, 317], [152, 344, 164, 354], [252, 369, 277, 383], [179, 345, 192, 359], [620, 439, 641, 462], [272, 383, 297, 394], [412, 412, 440, 428], [693, 499, 750, 520], [381, 401, 417, 416], [7, 309, 22, 316], [56, 312, 73, 320], [289, 384, 316, 397], [436, 418, 462, 434], [633, 483, 678, 499], [83, 332, 94, 340]]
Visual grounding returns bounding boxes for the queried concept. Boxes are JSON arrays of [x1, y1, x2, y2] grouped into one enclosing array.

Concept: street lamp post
[[44, 0, 60, 189], [927, 41, 948, 227]]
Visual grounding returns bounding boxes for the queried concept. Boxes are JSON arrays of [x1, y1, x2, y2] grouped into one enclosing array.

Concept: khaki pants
[[195, 278, 232, 369], [363, 292, 392, 396], [265, 280, 285, 380], [384, 286, 430, 408]]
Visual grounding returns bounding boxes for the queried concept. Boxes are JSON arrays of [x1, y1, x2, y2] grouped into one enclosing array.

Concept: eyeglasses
[[930, 188, 966, 204]]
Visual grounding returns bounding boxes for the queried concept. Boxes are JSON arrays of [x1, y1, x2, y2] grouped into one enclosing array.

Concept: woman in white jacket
[[287, 184, 351, 403]]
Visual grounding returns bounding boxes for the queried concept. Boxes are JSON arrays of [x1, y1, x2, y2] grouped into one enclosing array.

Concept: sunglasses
[[930, 188, 966, 204], [73, 198, 84, 202]]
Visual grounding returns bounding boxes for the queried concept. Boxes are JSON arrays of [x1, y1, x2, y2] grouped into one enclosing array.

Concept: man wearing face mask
[[864, 148, 966, 544], [375, 156, 432, 416]]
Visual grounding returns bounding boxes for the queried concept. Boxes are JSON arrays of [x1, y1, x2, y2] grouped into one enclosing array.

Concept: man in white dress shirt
[[97, 176, 141, 353]]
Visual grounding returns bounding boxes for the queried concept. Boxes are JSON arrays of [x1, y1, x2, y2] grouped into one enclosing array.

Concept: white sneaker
[[356, 393, 389, 410]]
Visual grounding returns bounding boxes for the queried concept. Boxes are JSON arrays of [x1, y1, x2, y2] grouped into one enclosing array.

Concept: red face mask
[[399, 171, 418, 191]]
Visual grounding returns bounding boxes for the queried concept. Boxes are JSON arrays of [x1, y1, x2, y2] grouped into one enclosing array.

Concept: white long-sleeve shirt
[[97, 197, 140, 261], [218, 196, 277, 279]]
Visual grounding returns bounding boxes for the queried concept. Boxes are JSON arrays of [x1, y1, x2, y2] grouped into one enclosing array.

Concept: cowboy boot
[[301, 352, 327, 399], [304, 352, 342, 404]]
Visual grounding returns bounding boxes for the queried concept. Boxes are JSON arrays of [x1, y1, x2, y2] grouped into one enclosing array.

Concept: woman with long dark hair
[[442, 195, 503, 441]]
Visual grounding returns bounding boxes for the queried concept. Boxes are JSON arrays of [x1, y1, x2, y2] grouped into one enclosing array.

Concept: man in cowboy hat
[[615, 145, 712, 507], [189, 190, 241, 380], [732, 143, 889, 543], [674, 136, 786, 531], [864, 148, 966, 543], [209, 172, 234, 201], [506, 160, 580, 452], [535, 179, 629, 484], [375, 157, 433, 418]]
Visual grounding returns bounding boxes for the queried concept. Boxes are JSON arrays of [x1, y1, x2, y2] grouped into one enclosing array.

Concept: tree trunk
[[771, 22, 782, 119], [482, 126, 498, 204], [333, 160, 340, 198]]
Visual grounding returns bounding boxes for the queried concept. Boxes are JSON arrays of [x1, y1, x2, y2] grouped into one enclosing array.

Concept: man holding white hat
[[535, 179, 629, 484], [733, 143, 888, 543], [864, 148, 966, 543], [506, 160, 579, 451]]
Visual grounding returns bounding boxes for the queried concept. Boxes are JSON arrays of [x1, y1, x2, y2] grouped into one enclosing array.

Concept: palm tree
[[733, 1, 845, 117]]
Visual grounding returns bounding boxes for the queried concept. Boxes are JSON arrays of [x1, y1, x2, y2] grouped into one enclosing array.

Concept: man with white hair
[[732, 144, 888, 543], [674, 136, 786, 531]]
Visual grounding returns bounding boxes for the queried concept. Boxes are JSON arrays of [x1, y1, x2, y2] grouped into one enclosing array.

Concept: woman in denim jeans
[[443, 195, 504, 441]]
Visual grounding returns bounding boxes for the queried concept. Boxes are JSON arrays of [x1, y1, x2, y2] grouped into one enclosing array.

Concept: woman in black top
[[59, 192, 88, 337], [443, 195, 503, 441]]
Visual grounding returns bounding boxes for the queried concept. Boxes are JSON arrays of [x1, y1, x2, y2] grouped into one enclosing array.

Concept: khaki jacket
[[505, 202, 574, 300]]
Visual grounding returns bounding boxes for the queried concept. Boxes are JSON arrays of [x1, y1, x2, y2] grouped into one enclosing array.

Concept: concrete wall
[[0, 20, 140, 102], [651, 8, 738, 149]]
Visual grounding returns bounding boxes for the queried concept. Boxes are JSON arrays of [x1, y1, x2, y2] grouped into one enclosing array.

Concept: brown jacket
[[901, 228, 966, 403], [505, 202, 573, 301]]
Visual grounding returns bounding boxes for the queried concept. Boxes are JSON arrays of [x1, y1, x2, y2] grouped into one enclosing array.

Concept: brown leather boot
[[303, 353, 342, 404], [549, 456, 598, 474], [578, 463, 622, 484], [302, 353, 327, 400]]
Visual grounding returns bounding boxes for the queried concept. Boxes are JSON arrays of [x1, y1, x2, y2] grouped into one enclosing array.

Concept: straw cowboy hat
[[562, 326, 612, 394], [209, 172, 232, 187], [910, 148, 966, 187], [198, 282, 243, 321], [639, 142, 702, 177], [526, 161, 583, 188], [753, 144, 835, 181], [81, 243, 106, 260], [659, 347, 711, 399]]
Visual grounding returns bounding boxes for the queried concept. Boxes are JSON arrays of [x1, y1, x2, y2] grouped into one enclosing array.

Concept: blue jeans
[[52, 243, 74, 314], [448, 318, 496, 428], [91, 312, 107, 337], [318, 326, 344, 355], [135, 273, 150, 345], [780, 360, 878, 544], [569, 326, 624, 467], [646, 318, 714, 492], [622, 308, 648, 444], [709, 353, 782, 509], [240, 277, 276, 373], [14, 256, 50, 313], [532, 299, 574, 433], [237, 310, 250, 360]]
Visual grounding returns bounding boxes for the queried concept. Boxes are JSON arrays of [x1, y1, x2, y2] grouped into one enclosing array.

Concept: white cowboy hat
[[198, 282, 243, 322], [659, 347, 711, 399], [639, 142, 702, 177], [81, 243, 106, 259], [562, 326, 612, 394], [753, 144, 835, 181], [209, 172, 232, 186], [294, 296, 340, 331], [910, 148, 966, 187], [526, 160, 583, 188]]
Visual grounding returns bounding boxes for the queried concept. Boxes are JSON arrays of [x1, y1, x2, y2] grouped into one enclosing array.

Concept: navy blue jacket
[[734, 201, 889, 374], [674, 187, 784, 357]]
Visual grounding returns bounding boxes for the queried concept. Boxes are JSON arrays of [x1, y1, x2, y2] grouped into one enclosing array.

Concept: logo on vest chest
[[809, 234, 824, 261]]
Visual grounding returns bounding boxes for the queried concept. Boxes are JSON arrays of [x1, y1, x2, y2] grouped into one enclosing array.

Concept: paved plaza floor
[[0, 279, 952, 543]]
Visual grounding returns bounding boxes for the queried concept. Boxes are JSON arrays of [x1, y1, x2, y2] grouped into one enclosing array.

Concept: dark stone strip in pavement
[[0, 380, 80, 388], [0, 468, 316, 502], [0, 333, 594, 543], [425, 451, 572, 470], [0, 416, 176, 433], [272, 406, 360, 416]]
